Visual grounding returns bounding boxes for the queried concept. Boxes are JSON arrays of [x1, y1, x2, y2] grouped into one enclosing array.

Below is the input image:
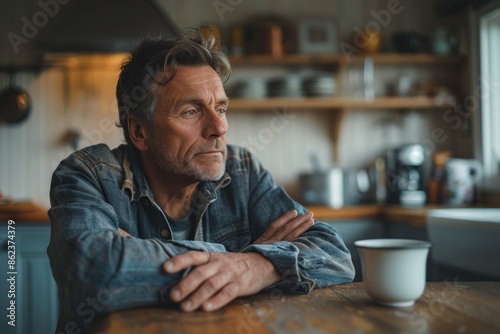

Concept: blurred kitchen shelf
[[228, 53, 464, 66], [229, 96, 456, 111], [346, 53, 464, 65], [229, 54, 344, 66], [228, 53, 463, 111], [44, 53, 129, 70]]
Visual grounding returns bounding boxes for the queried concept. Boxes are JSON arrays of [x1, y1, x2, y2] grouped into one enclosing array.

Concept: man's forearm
[[241, 221, 355, 293], [247, 252, 282, 288], [47, 227, 227, 331]]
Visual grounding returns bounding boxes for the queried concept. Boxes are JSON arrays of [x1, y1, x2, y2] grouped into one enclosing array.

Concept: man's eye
[[218, 108, 227, 114], [184, 109, 198, 116]]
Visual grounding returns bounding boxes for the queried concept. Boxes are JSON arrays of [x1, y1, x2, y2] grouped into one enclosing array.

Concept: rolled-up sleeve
[[244, 152, 355, 293], [242, 221, 355, 294]]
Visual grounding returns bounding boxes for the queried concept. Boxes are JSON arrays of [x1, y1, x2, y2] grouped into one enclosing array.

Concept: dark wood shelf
[[228, 53, 464, 66], [228, 96, 456, 111]]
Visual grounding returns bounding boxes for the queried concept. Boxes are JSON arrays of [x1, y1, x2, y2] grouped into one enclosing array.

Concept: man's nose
[[203, 108, 228, 139]]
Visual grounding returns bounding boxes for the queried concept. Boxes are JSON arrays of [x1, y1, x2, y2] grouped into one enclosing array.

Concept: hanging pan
[[0, 72, 32, 124]]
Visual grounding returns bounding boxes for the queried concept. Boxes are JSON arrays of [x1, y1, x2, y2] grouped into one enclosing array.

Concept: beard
[[146, 132, 227, 182]]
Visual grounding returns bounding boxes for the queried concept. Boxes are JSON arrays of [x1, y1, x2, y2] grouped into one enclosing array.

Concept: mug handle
[[469, 160, 483, 184]]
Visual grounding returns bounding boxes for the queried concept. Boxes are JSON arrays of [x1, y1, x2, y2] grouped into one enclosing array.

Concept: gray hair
[[116, 27, 231, 145]]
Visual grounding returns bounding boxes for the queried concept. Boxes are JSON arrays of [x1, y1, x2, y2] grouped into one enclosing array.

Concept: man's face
[[145, 65, 229, 182]]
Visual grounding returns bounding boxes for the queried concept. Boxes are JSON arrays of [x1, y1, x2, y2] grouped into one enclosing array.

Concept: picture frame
[[298, 18, 337, 54]]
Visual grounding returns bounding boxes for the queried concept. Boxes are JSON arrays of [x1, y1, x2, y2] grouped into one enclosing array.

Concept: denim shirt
[[47, 143, 354, 333]]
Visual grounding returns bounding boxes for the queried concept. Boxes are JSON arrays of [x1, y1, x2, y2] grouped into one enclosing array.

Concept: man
[[48, 27, 354, 333]]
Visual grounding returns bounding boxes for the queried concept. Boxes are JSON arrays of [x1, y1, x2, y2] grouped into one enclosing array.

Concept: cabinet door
[[0, 224, 58, 334], [327, 219, 384, 282]]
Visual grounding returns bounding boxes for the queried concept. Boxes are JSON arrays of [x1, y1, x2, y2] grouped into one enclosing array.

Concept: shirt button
[[143, 198, 150, 207], [160, 229, 170, 238]]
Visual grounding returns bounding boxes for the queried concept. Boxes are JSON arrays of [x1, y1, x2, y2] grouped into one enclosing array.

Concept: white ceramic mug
[[354, 239, 431, 307]]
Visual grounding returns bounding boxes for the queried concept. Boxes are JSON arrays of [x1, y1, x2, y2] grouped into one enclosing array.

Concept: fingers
[[199, 282, 239, 311], [177, 266, 233, 312], [255, 210, 314, 244], [163, 251, 210, 274], [173, 270, 216, 311], [254, 210, 297, 243], [165, 252, 235, 312], [118, 228, 131, 237], [281, 211, 314, 242], [164, 252, 274, 312], [164, 251, 222, 311]]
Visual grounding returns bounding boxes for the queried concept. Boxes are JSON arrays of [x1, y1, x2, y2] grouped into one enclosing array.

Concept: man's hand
[[254, 210, 314, 244], [163, 251, 280, 312], [118, 228, 131, 237], [163, 210, 313, 312]]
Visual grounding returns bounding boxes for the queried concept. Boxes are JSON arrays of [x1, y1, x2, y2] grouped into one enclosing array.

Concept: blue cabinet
[[0, 223, 58, 334], [327, 218, 384, 282]]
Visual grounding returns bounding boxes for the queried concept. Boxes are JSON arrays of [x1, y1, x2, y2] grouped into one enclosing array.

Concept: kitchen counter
[[307, 204, 434, 226], [306, 204, 382, 220], [306, 204, 491, 227], [0, 201, 49, 222], [0, 200, 490, 227]]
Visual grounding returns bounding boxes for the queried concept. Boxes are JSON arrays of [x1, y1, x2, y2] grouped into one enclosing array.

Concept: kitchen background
[[2, 2, 500, 332], [0, 0, 477, 208]]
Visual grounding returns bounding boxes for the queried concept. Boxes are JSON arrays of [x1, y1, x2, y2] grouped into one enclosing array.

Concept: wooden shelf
[[228, 96, 455, 111], [229, 54, 344, 66], [227, 53, 462, 112], [347, 53, 464, 65], [44, 53, 129, 70], [228, 53, 463, 67]]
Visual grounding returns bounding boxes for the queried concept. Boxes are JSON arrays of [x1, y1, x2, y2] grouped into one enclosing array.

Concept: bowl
[[355, 238, 431, 307]]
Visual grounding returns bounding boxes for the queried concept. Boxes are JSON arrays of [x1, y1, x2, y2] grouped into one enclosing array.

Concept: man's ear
[[128, 115, 149, 151]]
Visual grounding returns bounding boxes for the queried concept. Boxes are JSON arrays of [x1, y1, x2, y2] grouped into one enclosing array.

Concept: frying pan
[[0, 73, 31, 124]]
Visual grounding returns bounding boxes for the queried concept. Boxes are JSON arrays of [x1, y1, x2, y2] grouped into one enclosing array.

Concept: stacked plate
[[303, 75, 336, 97], [231, 78, 267, 99], [267, 75, 304, 98]]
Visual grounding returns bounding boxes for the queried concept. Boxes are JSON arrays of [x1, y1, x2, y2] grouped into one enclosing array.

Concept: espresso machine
[[385, 144, 427, 206]]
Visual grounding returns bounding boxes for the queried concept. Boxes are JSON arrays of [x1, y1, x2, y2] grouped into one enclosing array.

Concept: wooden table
[[92, 282, 500, 334]]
